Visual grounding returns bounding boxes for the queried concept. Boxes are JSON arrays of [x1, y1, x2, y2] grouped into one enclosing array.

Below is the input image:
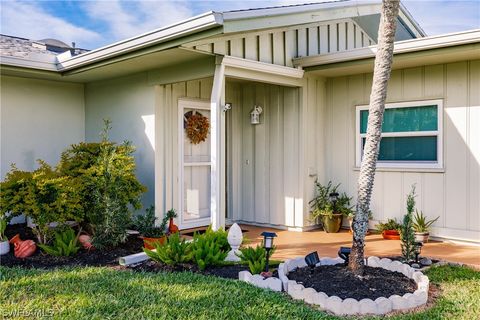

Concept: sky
[[0, 0, 479, 50]]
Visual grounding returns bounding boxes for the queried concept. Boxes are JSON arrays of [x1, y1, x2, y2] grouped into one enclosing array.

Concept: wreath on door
[[184, 110, 210, 145]]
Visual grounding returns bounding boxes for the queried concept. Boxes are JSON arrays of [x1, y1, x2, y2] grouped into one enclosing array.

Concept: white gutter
[[0, 56, 58, 71], [56, 12, 223, 71], [294, 29, 480, 68]]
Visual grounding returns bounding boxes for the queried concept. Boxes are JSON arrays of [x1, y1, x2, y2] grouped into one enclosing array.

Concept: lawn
[[0, 265, 478, 320]]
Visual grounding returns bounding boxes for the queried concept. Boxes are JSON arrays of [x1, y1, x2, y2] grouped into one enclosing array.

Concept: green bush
[[133, 206, 167, 238], [309, 180, 354, 220], [38, 227, 81, 257], [375, 218, 402, 232], [144, 232, 192, 266], [1, 161, 84, 244], [58, 120, 146, 248], [0, 217, 8, 241], [191, 227, 230, 270], [401, 185, 417, 261], [236, 244, 276, 274]]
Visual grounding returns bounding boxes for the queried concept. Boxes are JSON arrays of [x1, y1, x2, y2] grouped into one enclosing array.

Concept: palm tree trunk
[[348, 0, 400, 276]]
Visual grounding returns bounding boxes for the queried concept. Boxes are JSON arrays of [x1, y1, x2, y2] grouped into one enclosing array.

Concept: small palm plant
[[413, 210, 439, 243]]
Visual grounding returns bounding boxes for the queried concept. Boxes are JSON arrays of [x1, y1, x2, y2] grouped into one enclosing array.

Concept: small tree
[[400, 186, 417, 261]]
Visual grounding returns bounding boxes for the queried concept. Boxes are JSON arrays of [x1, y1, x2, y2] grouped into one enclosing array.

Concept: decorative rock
[[390, 260, 403, 272], [325, 296, 343, 315], [342, 298, 360, 315], [320, 257, 342, 266], [313, 292, 328, 308], [375, 297, 392, 314], [289, 283, 305, 300], [379, 258, 392, 268], [403, 293, 417, 308], [286, 280, 297, 293], [367, 256, 380, 268], [389, 295, 408, 310], [225, 223, 243, 262], [411, 263, 421, 269], [359, 298, 377, 315], [417, 275, 430, 291], [420, 258, 432, 266], [412, 271, 424, 283], [286, 258, 306, 272], [239, 270, 252, 282], [263, 277, 283, 292], [302, 288, 317, 304], [413, 289, 428, 306]]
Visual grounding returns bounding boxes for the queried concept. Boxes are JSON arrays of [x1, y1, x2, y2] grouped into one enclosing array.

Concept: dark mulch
[[1, 223, 144, 269], [288, 264, 417, 300]]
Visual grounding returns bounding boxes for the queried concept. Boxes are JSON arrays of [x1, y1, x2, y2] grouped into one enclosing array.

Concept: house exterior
[[1, 1, 479, 243]]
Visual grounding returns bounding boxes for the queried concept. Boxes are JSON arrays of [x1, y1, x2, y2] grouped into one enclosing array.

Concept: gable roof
[[0, 1, 424, 77]]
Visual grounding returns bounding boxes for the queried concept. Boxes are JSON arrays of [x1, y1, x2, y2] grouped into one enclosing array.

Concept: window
[[356, 100, 443, 169]]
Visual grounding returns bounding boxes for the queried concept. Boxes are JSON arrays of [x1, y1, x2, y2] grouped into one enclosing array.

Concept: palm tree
[[348, 0, 401, 276]]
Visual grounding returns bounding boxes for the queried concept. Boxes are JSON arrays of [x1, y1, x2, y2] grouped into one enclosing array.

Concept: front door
[[178, 99, 212, 229]]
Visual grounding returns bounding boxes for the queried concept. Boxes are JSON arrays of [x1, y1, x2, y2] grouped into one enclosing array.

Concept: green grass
[[0, 265, 478, 320]]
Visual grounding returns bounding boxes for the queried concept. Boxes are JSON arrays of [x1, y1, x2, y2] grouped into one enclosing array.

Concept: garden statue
[[225, 223, 242, 262]]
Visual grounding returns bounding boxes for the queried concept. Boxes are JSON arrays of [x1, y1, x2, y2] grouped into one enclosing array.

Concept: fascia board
[[57, 12, 223, 71], [0, 56, 58, 71]]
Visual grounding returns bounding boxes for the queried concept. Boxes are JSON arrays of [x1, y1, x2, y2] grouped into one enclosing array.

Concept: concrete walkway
[[239, 224, 480, 268]]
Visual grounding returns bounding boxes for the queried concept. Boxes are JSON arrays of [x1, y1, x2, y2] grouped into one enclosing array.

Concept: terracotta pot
[[322, 214, 343, 233], [168, 218, 179, 234], [0, 240, 10, 255], [143, 236, 166, 250], [78, 234, 94, 250], [9, 234, 36, 258], [415, 232, 429, 243], [382, 230, 400, 240]]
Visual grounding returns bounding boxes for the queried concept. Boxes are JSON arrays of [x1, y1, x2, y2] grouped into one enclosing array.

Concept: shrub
[[413, 210, 439, 233], [144, 232, 192, 266], [37, 227, 81, 257], [0, 166, 33, 223], [191, 227, 230, 270], [309, 181, 354, 220], [0, 217, 8, 241], [133, 206, 167, 238], [375, 218, 402, 232], [236, 244, 276, 274], [400, 186, 417, 261], [27, 163, 83, 244], [58, 120, 146, 248]]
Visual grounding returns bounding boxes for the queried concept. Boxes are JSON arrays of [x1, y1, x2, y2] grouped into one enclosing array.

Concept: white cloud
[[82, 0, 194, 42], [0, 1, 101, 48]]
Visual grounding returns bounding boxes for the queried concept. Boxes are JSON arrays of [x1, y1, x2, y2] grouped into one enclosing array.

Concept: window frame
[[355, 99, 443, 169]]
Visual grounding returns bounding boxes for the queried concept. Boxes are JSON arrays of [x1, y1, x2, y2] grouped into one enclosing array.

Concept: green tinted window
[[360, 105, 438, 134], [362, 136, 437, 161]]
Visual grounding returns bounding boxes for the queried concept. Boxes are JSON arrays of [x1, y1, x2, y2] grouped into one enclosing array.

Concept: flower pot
[[143, 236, 166, 250], [382, 230, 400, 240], [322, 214, 343, 233], [79, 234, 94, 250], [9, 234, 36, 258], [0, 240, 10, 255], [415, 232, 429, 243]]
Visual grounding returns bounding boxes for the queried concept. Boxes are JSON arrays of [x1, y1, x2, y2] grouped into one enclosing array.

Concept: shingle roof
[[0, 34, 88, 59]]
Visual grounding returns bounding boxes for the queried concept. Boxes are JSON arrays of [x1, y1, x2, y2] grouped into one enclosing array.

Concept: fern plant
[[38, 227, 81, 257], [236, 244, 276, 274], [191, 227, 229, 270], [144, 232, 192, 266], [400, 186, 417, 262]]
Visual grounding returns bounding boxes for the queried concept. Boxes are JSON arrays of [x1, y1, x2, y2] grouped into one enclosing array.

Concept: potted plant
[[309, 181, 353, 233], [166, 209, 179, 234], [133, 206, 168, 249], [0, 217, 10, 255], [347, 210, 373, 234], [375, 218, 402, 240], [413, 210, 439, 243]]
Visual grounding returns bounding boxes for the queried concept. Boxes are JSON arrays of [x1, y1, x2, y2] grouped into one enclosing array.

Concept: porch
[[231, 224, 480, 268]]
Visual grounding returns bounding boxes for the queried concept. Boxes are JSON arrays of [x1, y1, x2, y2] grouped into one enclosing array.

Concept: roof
[[0, 1, 425, 76]]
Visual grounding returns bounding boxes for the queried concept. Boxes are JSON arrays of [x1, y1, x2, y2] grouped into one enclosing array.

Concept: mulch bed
[[288, 264, 417, 300], [2, 223, 144, 269]]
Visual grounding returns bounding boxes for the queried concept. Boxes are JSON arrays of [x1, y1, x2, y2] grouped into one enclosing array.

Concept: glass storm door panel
[[179, 100, 211, 229]]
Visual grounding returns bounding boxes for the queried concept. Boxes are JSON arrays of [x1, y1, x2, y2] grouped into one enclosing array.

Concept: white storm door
[[179, 99, 212, 229]]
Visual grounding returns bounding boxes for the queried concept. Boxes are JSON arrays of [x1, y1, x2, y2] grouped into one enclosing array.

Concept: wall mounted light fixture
[[250, 105, 263, 124]]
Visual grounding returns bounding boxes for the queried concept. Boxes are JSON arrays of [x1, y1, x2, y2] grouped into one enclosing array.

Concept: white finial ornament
[[225, 223, 243, 262]]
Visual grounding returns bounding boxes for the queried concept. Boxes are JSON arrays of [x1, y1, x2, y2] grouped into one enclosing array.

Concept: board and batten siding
[[323, 60, 480, 242], [184, 19, 374, 67], [226, 81, 304, 228]]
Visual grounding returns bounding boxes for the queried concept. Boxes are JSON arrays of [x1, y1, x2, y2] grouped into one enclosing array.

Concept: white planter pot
[[0, 240, 10, 255], [414, 232, 429, 243]]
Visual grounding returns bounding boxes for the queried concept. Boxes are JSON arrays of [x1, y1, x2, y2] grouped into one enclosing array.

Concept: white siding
[[323, 60, 480, 242], [184, 19, 374, 67]]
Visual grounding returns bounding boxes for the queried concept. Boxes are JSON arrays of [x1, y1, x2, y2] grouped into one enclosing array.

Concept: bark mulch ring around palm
[[287, 264, 417, 300]]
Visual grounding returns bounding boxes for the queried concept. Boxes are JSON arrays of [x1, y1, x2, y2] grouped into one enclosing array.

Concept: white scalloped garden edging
[[238, 270, 283, 292], [280, 256, 429, 316]]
